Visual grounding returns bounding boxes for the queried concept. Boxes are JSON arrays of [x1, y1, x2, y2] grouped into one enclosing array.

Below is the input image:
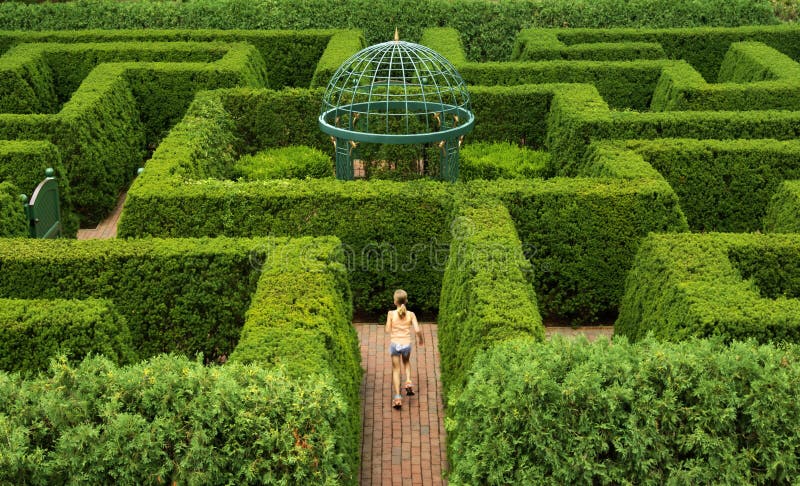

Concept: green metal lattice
[[319, 32, 474, 181]]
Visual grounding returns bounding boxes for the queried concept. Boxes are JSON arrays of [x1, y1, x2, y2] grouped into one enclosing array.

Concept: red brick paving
[[77, 192, 126, 240], [356, 322, 447, 486]]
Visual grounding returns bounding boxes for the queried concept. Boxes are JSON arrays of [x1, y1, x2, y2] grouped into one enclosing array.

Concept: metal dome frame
[[319, 31, 474, 182]]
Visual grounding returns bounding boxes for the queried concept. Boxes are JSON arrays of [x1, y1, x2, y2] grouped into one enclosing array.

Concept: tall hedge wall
[[765, 180, 800, 233], [588, 139, 800, 232], [230, 236, 361, 480], [616, 233, 800, 343], [524, 25, 800, 82], [0, 237, 267, 360], [439, 201, 544, 401], [447, 336, 800, 484], [467, 177, 688, 322], [0, 355, 356, 484], [0, 298, 135, 374], [0, 0, 780, 62]]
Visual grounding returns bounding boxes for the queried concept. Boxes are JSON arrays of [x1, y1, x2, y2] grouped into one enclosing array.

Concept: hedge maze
[[3, 24, 800, 483]]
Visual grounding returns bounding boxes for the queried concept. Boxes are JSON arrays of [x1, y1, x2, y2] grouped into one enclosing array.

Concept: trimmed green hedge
[[310, 29, 365, 88], [0, 181, 26, 237], [459, 142, 549, 181], [617, 233, 800, 343], [0, 298, 135, 373], [0, 354, 355, 484], [0, 29, 344, 88], [0, 41, 270, 223], [468, 177, 687, 322], [0, 0, 780, 62], [231, 236, 361, 481], [546, 82, 800, 175], [589, 139, 800, 232], [524, 25, 800, 82], [120, 90, 453, 316], [439, 201, 544, 401], [0, 237, 267, 360], [447, 336, 800, 484], [235, 146, 333, 180], [651, 42, 800, 111], [513, 29, 666, 61]]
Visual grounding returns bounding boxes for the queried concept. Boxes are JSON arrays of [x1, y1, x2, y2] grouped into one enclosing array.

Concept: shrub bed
[[0, 298, 135, 373], [459, 142, 549, 181], [447, 336, 800, 484], [234, 146, 333, 180], [616, 232, 800, 343]]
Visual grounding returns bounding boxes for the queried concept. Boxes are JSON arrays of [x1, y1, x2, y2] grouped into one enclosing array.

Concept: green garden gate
[[22, 168, 61, 239]]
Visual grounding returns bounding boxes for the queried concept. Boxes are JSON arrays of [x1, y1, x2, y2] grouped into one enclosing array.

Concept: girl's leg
[[391, 355, 402, 398], [402, 354, 412, 385]]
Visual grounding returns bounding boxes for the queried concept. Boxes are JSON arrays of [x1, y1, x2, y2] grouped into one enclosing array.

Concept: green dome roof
[[319, 38, 474, 145]]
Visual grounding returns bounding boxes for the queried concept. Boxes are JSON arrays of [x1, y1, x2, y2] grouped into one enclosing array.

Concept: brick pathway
[[76, 192, 126, 240], [356, 323, 447, 486]]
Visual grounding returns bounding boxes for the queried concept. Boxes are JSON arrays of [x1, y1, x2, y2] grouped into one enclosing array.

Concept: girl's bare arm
[[385, 311, 392, 334], [412, 313, 424, 345]]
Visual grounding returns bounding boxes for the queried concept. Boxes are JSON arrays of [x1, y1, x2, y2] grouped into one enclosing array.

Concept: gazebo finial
[[394, 27, 399, 42]]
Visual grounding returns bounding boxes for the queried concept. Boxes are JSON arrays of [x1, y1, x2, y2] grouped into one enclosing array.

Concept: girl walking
[[385, 289, 424, 409]]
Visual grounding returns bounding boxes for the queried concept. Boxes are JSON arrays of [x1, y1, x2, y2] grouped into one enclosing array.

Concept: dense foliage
[[0, 354, 354, 484], [0, 181, 26, 237], [235, 146, 333, 180], [447, 336, 800, 484]]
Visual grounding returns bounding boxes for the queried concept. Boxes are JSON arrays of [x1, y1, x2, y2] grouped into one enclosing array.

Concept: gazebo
[[319, 30, 474, 182]]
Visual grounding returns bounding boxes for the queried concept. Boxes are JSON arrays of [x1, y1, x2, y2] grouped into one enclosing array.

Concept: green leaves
[[448, 336, 800, 484]]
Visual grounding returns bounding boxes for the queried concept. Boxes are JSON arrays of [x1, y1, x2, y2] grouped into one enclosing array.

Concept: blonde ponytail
[[393, 289, 408, 319]]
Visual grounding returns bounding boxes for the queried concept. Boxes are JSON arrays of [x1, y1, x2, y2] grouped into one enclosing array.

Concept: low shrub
[[447, 336, 800, 484], [0, 354, 355, 484], [235, 146, 333, 180], [439, 201, 545, 400], [616, 232, 800, 343], [459, 142, 549, 180], [0, 298, 135, 374]]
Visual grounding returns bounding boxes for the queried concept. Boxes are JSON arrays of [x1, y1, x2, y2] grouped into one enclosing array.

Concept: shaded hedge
[[0, 181, 26, 237], [651, 42, 800, 111], [439, 201, 544, 401], [0, 298, 135, 373], [0, 354, 355, 484], [0, 29, 341, 88], [765, 180, 800, 232], [0, 237, 266, 360], [447, 336, 800, 484], [0, 0, 780, 62], [616, 233, 800, 343]]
